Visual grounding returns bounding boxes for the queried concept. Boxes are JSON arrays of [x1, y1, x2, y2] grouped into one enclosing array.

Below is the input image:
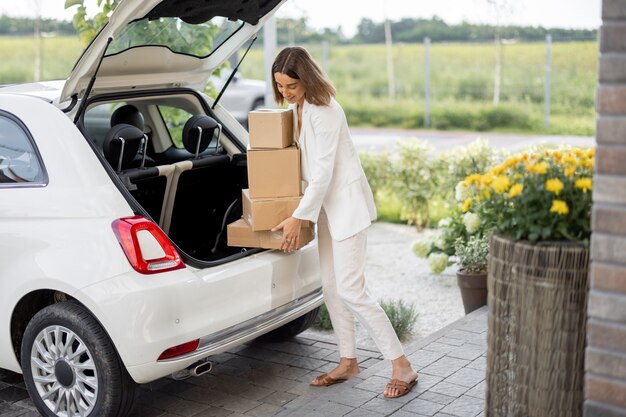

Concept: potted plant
[[461, 146, 594, 417], [454, 234, 489, 314]]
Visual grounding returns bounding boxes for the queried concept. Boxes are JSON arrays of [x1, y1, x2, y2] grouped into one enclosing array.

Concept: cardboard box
[[227, 218, 314, 250], [248, 109, 294, 149], [247, 146, 301, 198], [242, 189, 311, 231]]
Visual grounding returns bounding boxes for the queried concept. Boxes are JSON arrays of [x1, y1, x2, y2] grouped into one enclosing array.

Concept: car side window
[[158, 106, 193, 149], [0, 111, 47, 186]]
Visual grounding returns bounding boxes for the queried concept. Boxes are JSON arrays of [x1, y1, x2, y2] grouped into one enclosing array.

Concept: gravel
[[302, 221, 465, 350]]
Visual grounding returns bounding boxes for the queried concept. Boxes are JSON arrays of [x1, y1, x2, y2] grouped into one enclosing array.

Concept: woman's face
[[274, 72, 306, 106]]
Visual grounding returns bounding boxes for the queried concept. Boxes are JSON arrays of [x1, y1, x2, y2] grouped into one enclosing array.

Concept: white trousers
[[317, 210, 405, 361]]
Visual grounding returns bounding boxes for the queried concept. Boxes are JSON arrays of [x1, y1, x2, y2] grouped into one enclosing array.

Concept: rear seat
[[102, 123, 175, 226], [161, 115, 240, 256]]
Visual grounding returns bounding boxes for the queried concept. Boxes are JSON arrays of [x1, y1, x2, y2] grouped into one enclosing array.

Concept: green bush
[[390, 138, 440, 228], [474, 105, 534, 131], [380, 299, 418, 341], [313, 303, 333, 331]]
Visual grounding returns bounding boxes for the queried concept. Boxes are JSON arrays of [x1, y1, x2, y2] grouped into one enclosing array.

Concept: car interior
[[81, 91, 251, 264]]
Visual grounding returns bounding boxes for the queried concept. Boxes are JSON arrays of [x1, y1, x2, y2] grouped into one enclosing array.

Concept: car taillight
[[158, 339, 200, 360], [112, 215, 185, 274]]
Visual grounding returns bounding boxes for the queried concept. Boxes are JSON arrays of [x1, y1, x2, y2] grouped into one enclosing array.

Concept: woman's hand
[[272, 217, 303, 253]]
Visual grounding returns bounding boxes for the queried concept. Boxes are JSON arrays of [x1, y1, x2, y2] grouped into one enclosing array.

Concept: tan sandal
[[310, 373, 347, 387], [383, 377, 418, 398]]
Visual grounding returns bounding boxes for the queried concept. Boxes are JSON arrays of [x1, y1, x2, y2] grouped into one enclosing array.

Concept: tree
[[64, 0, 120, 46]]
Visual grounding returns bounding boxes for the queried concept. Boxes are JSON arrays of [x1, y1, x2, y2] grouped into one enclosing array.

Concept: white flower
[[455, 181, 470, 202], [411, 238, 432, 259], [463, 212, 481, 234], [428, 253, 449, 275], [438, 217, 452, 228]]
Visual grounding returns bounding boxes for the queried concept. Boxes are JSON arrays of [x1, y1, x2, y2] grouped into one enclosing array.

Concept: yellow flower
[[564, 167, 575, 176], [504, 157, 519, 168], [545, 178, 564, 195], [465, 173, 482, 185], [490, 165, 505, 176], [553, 151, 562, 159], [526, 163, 536, 173], [550, 200, 569, 215], [461, 198, 473, 213], [491, 175, 511, 194], [587, 147, 595, 158], [575, 177, 592, 193], [574, 149, 584, 157], [583, 159, 595, 169], [508, 183, 523, 198], [480, 174, 494, 186], [534, 161, 549, 175], [563, 154, 577, 165], [483, 189, 491, 199]]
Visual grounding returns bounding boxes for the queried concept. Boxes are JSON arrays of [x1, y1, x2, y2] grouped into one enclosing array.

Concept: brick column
[[585, 1, 626, 416]]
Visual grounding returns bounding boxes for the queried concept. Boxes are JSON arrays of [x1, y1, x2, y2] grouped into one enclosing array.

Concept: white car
[[212, 69, 266, 125], [0, 1, 322, 417]]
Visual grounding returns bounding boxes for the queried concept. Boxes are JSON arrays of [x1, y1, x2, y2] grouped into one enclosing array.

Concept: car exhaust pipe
[[190, 359, 212, 377], [171, 358, 213, 380]]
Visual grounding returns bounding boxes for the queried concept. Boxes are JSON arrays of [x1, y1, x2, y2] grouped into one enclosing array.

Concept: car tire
[[21, 301, 136, 417], [258, 307, 320, 342]]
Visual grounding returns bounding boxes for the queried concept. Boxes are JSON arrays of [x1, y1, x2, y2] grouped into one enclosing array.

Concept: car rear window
[[0, 112, 47, 186]]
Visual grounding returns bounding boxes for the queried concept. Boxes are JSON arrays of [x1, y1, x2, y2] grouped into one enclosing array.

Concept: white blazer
[[291, 98, 377, 241]]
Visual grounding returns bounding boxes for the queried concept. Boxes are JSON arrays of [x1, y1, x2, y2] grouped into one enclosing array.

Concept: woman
[[270, 46, 418, 399]]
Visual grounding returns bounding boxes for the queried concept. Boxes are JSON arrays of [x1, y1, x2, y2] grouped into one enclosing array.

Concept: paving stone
[[436, 337, 466, 347], [275, 400, 355, 416], [444, 330, 486, 345], [316, 362, 340, 373], [260, 391, 298, 406], [440, 394, 485, 417], [309, 348, 335, 359], [412, 373, 445, 395], [465, 381, 486, 400], [361, 397, 405, 414], [389, 410, 423, 416], [165, 399, 210, 417], [359, 357, 383, 369], [420, 357, 470, 378], [418, 391, 457, 405], [210, 352, 239, 364], [239, 385, 276, 401], [344, 407, 386, 416], [11, 398, 35, 411], [296, 370, 325, 383], [421, 342, 456, 355], [292, 336, 318, 346], [127, 404, 167, 417], [401, 397, 445, 416], [428, 381, 470, 398], [191, 405, 234, 417], [208, 393, 263, 414], [288, 356, 329, 370], [274, 365, 315, 380], [0, 386, 29, 403], [465, 356, 487, 372], [444, 368, 486, 388], [407, 350, 446, 369], [244, 403, 283, 417], [285, 381, 325, 396], [354, 375, 390, 393], [0, 402, 32, 417], [177, 386, 228, 403], [317, 387, 379, 408], [446, 344, 485, 361]]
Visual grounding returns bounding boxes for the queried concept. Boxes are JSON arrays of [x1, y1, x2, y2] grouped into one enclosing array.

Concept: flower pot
[[456, 269, 487, 314], [486, 234, 589, 417]]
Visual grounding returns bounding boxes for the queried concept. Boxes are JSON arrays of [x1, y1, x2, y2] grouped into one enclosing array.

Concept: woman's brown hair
[[271, 46, 336, 106]]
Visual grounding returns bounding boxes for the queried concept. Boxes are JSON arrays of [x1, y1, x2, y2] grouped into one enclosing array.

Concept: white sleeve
[[292, 107, 341, 222]]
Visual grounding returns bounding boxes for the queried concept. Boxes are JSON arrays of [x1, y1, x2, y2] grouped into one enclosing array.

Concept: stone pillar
[[585, 1, 626, 416]]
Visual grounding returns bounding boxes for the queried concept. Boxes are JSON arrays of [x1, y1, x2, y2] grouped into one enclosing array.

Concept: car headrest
[[111, 104, 144, 130], [182, 115, 220, 158], [103, 124, 145, 172]]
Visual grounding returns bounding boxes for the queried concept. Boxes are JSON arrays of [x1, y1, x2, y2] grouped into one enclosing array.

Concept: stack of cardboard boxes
[[227, 109, 314, 250]]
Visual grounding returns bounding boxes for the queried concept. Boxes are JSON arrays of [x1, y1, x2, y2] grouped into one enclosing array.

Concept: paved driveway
[[0, 307, 488, 417]]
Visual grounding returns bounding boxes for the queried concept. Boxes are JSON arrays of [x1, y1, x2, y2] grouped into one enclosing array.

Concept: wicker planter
[[456, 270, 488, 314], [486, 234, 589, 417]]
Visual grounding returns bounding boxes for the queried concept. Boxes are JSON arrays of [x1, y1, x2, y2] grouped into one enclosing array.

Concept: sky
[[0, 0, 602, 37]]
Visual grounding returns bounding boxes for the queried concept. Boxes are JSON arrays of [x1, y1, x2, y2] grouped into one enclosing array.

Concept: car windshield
[[106, 16, 244, 58]]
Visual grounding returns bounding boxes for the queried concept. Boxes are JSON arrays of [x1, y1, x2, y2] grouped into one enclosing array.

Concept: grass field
[[0, 36, 597, 135]]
